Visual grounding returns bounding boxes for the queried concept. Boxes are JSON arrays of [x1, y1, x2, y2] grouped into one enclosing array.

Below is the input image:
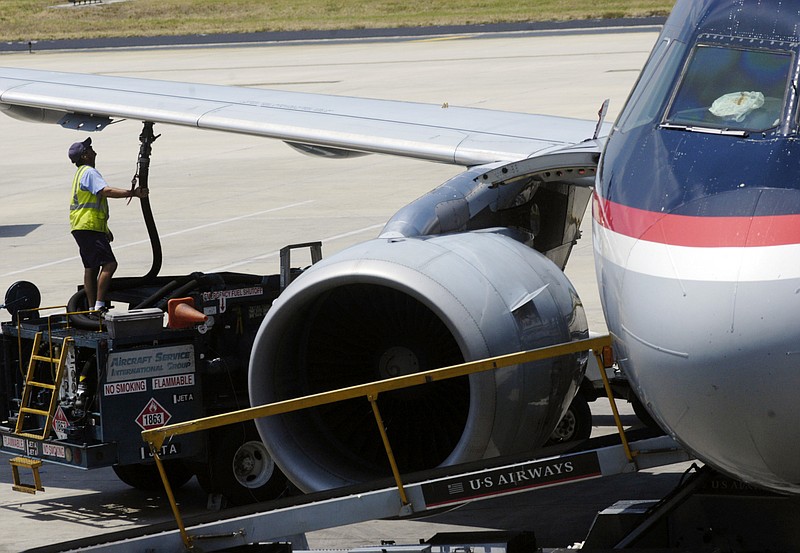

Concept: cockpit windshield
[[664, 45, 793, 133]]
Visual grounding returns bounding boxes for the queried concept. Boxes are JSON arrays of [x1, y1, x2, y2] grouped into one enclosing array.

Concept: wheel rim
[[551, 409, 576, 441], [232, 440, 275, 489]]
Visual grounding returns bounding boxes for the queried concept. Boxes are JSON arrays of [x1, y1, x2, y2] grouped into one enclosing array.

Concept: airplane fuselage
[[595, 0, 800, 492]]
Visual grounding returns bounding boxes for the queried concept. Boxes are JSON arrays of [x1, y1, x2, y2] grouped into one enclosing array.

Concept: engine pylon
[[167, 297, 208, 329]]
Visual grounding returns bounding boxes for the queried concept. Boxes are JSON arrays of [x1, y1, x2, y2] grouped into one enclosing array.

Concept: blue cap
[[68, 137, 92, 163]]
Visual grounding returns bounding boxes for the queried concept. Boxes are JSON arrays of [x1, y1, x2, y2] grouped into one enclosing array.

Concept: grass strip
[[1, 0, 673, 42]]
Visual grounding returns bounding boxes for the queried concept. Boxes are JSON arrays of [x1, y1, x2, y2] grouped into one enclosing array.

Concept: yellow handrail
[[142, 334, 614, 450], [16, 305, 69, 377], [141, 333, 628, 550], [14, 305, 103, 377]]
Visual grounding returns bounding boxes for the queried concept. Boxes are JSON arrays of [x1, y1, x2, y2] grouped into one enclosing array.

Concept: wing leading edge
[[0, 67, 601, 166]]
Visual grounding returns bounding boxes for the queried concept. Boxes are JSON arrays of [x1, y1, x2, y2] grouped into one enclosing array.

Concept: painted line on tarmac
[[121, 199, 316, 246], [0, 200, 314, 278], [413, 35, 474, 42], [208, 222, 386, 272]]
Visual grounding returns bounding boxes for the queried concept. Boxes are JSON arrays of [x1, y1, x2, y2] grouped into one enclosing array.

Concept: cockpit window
[[664, 45, 792, 133]]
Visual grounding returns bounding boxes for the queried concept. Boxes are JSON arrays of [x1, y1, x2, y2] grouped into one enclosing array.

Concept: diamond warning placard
[[135, 398, 172, 430], [52, 405, 69, 439]]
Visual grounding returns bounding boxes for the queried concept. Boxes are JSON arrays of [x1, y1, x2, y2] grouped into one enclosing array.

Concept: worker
[[68, 137, 148, 314]]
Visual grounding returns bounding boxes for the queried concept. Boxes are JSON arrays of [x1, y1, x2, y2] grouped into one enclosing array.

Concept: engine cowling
[[249, 229, 588, 492]]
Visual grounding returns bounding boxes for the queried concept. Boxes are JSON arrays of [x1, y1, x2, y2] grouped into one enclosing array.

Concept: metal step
[[18, 407, 49, 417], [9, 456, 44, 494]]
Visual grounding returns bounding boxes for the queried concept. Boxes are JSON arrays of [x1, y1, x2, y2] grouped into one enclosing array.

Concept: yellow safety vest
[[69, 165, 109, 233]]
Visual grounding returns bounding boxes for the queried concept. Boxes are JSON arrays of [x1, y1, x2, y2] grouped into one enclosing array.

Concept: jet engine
[[249, 229, 589, 492]]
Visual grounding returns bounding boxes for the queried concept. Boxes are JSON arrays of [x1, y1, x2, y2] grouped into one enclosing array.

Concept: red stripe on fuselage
[[593, 194, 800, 247]]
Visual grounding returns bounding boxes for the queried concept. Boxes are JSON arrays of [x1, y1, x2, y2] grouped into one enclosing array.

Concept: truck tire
[[197, 422, 292, 505], [112, 460, 193, 491], [545, 391, 592, 445]]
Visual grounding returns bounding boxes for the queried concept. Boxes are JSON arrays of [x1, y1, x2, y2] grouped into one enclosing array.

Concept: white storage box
[[104, 308, 164, 339]]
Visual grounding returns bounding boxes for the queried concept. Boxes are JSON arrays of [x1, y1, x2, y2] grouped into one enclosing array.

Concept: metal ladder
[[10, 332, 72, 494], [15, 332, 72, 439]]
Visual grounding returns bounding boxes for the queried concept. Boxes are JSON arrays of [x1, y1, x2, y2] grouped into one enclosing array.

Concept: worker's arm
[[99, 186, 148, 199]]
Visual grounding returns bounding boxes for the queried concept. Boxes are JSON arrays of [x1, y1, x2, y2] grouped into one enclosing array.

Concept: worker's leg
[[73, 230, 117, 310], [83, 267, 100, 308], [96, 261, 117, 306]]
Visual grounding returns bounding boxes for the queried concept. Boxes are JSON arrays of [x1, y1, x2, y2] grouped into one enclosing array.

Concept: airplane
[[0, 0, 797, 499], [595, 0, 800, 495]]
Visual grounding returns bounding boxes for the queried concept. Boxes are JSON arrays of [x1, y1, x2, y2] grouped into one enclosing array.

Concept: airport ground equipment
[[20, 334, 692, 552], [28, 434, 688, 552], [0, 272, 300, 504]]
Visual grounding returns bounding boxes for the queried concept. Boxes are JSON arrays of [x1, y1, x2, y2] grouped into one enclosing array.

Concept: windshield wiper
[[660, 123, 749, 137]]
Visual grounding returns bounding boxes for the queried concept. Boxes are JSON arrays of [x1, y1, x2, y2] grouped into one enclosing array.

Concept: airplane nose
[[596, 188, 800, 492]]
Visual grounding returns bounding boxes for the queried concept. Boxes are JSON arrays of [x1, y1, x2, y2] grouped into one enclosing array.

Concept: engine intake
[[249, 230, 588, 492]]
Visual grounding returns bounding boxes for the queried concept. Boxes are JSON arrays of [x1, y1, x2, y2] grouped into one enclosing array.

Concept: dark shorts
[[72, 230, 116, 269]]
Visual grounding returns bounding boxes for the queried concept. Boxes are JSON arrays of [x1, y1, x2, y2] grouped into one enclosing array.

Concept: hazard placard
[[52, 406, 69, 439], [135, 398, 172, 430]]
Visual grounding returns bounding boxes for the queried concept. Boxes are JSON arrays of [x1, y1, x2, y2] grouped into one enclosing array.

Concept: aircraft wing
[[0, 67, 601, 166]]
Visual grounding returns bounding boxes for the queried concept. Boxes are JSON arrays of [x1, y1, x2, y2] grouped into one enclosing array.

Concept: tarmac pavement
[[0, 27, 696, 551]]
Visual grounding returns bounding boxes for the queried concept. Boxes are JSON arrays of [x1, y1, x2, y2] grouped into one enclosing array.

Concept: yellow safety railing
[[16, 306, 68, 378], [14, 305, 103, 377], [141, 334, 632, 550]]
